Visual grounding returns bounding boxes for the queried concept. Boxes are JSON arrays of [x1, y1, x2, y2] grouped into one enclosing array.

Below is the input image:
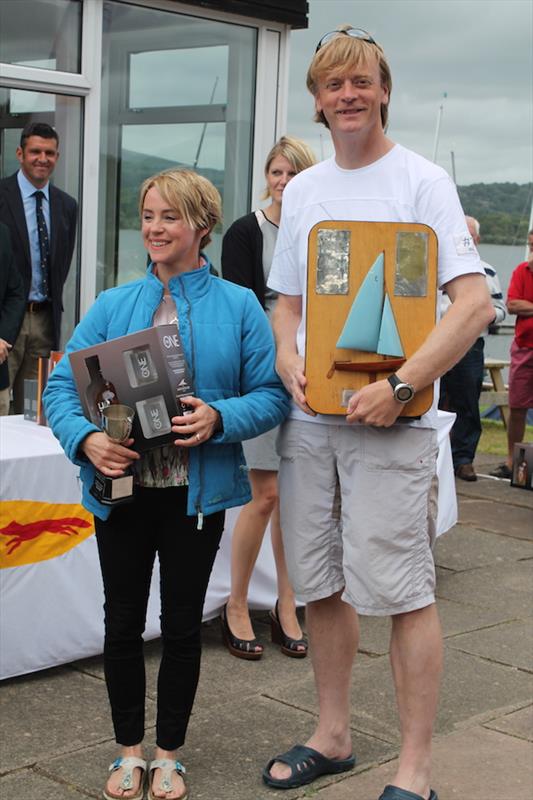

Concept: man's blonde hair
[[306, 25, 392, 130], [261, 135, 317, 200], [139, 169, 222, 250]]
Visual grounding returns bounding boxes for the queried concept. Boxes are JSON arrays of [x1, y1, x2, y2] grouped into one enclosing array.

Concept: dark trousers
[[439, 337, 485, 468], [94, 487, 224, 750]]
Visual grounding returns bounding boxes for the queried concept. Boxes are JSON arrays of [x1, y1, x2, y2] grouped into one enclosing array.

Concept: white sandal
[[103, 756, 147, 800], [148, 758, 188, 800]]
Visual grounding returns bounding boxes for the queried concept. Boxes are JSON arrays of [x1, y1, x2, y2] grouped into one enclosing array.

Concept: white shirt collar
[[17, 169, 50, 202]]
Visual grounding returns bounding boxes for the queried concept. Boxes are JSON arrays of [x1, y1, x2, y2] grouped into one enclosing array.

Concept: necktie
[[34, 190, 50, 298]]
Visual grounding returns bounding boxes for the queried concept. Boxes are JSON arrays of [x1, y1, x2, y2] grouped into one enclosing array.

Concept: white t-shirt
[[267, 144, 484, 428]]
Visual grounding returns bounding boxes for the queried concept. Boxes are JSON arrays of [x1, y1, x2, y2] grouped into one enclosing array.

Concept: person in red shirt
[[491, 229, 533, 478]]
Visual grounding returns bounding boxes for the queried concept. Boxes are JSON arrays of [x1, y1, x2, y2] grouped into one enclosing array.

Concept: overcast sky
[[287, 0, 532, 186]]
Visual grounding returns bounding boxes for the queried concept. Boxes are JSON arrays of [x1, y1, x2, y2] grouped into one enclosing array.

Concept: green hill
[[117, 152, 532, 246], [119, 149, 225, 229], [457, 182, 532, 245]]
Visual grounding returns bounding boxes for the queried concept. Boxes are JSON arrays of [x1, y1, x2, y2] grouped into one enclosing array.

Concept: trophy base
[[90, 469, 135, 506]]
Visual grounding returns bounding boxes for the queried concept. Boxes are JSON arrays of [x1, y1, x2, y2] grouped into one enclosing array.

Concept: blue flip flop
[[262, 744, 356, 789], [379, 786, 439, 800]]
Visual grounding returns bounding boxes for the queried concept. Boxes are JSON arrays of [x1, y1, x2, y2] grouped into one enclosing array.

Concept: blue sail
[[336, 252, 384, 351], [377, 293, 404, 357]]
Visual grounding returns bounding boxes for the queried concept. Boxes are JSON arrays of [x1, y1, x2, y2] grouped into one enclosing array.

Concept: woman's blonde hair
[[261, 136, 317, 200], [139, 168, 222, 250], [306, 25, 392, 130]]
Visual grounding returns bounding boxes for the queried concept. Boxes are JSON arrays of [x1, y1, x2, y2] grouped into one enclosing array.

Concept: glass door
[[0, 87, 82, 345], [99, 1, 257, 291]]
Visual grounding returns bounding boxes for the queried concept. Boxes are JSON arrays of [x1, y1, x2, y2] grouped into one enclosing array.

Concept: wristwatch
[[387, 373, 415, 404]]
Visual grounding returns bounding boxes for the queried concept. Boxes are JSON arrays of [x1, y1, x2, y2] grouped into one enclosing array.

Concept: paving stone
[[39, 740, 132, 800], [438, 596, 517, 637], [447, 619, 533, 672], [434, 523, 533, 571], [314, 726, 533, 799], [0, 769, 92, 800], [71, 616, 312, 707], [437, 648, 533, 733], [266, 647, 533, 746], [122, 622, 316, 709], [189, 695, 392, 799], [456, 497, 533, 540], [343, 598, 517, 659], [355, 597, 518, 656], [69, 654, 105, 679], [2, 469, 533, 800], [475, 453, 503, 468], [0, 667, 111, 771], [485, 704, 533, 741], [71, 636, 157, 682], [436, 560, 533, 617], [73, 628, 312, 715], [456, 474, 533, 509], [356, 616, 391, 657], [45, 695, 391, 800]]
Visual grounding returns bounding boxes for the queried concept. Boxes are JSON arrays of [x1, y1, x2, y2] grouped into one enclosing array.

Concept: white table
[[0, 414, 457, 679]]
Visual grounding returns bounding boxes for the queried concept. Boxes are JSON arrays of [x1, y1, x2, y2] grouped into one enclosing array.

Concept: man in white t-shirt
[[261, 26, 494, 800]]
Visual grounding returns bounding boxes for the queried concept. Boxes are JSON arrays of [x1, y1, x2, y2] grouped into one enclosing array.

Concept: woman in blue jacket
[[44, 169, 289, 800]]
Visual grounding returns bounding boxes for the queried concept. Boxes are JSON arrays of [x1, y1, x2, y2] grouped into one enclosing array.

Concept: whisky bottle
[[85, 355, 118, 426]]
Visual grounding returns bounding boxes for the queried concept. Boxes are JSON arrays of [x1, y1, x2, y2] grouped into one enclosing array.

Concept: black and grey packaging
[[69, 324, 194, 451]]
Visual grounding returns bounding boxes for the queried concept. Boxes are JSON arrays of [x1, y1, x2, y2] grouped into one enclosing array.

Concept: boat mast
[[524, 197, 533, 261], [432, 92, 447, 164]]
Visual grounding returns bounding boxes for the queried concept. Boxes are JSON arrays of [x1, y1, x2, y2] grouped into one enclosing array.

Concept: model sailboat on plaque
[[328, 251, 406, 378]]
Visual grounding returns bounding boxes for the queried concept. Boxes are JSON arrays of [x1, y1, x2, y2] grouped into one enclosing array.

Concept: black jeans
[[439, 337, 485, 467], [94, 486, 224, 750]]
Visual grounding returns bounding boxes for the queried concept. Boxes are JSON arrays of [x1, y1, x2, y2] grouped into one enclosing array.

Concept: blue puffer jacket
[[43, 261, 290, 522]]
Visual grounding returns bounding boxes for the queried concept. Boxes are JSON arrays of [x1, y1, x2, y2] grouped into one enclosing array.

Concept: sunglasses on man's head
[[315, 27, 377, 53]]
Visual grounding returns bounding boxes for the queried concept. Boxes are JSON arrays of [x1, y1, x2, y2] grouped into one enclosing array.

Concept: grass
[[479, 417, 533, 456]]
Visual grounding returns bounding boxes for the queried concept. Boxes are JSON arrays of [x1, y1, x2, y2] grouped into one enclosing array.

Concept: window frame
[[0, 0, 290, 326]]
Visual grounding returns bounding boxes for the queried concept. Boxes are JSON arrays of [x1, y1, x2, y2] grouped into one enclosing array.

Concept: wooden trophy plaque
[[305, 220, 438, 417]]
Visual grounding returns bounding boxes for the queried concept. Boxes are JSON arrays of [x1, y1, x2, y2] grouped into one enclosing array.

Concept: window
[[0, 88, 82, 344], [98, 1, 257, 290], [0, 0, 82, 74]]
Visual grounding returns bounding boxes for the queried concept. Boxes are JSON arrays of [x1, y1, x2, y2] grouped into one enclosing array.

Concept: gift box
[[69, 324, 193, 452], [511, 443, 533, 491], [23, 379, 38, 421], [26, 351, 64, 426]]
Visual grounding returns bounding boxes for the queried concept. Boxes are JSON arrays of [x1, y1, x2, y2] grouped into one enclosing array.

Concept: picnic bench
[[480, 357, 510, 428]]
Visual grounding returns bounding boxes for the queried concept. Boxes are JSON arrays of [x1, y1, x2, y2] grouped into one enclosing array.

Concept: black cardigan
[[221, 212, 266, 308], [0, 223, 26, 390], [0, 173, 78, 350]]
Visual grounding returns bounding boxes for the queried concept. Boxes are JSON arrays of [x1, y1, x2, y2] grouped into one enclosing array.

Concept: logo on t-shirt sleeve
[[453, 233, 477, 255]]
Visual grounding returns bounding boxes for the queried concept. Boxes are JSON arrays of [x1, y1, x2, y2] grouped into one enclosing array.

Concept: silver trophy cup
[[90, 404, 136, 505], [101, 404, 135, 442]]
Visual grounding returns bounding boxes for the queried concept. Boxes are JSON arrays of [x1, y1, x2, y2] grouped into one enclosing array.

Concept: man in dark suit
[[0, 122, 78, 413], [0, 222, 26, 415]]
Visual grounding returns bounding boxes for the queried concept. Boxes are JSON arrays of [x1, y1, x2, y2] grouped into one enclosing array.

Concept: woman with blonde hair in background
[[221, 136, 316, 660]]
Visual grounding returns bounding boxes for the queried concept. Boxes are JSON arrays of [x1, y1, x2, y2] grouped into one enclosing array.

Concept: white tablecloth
[[0, 413, 456, 679]]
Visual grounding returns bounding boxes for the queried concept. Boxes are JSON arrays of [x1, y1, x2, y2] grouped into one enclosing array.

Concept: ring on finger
[[195, 432, 201, 442]]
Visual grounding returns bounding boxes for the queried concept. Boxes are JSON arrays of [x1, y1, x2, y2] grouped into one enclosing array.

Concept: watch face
[[396, 384, 414, 403]]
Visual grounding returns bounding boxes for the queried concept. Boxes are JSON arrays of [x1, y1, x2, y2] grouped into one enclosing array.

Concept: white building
[[0, 0, 308, 343]]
